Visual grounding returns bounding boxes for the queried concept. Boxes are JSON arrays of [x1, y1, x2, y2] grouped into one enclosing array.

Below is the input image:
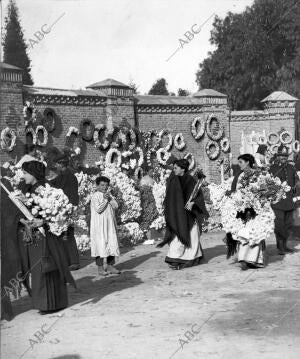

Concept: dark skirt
[[18, 229, 72, 312]]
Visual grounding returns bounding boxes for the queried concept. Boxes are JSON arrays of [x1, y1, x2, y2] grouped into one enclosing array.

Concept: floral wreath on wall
[[23, 101, 37, 126], [174, 133, 186, 150], [206, 140, 221, 160], [159, 129, 173, 151], [191, 116, 205, 140], [80, 119, 95, 142], [184, 153, 195, 170], [293, 140, 300, 153], [220, 137, 230, 153], [279, 130, 292, 144], [26, 127, 37, 145], [42, 108, 57, 133], [35, 125, 48, 147], [157, 148, 171, 166], [206, 114, 224, 141], [1, 127, 17, 152], [106, 148, 122, 167], [94, 124, 111, 150]]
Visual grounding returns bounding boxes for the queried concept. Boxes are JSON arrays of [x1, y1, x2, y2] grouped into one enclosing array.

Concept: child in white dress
[[90, 176, 120, 276]]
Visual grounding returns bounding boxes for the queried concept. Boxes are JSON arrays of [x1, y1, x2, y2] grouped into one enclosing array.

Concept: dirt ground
[[1, 231, 300, 359]]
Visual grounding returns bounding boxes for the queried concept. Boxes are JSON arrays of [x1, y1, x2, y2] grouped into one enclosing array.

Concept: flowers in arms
[[24, 183, 77, 236]]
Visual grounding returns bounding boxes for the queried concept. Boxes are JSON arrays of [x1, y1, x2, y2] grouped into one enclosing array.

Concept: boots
[[277, 238, 285, 255]]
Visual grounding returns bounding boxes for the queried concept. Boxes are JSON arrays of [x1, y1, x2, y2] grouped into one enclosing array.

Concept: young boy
[[90, 176, 120, 276]]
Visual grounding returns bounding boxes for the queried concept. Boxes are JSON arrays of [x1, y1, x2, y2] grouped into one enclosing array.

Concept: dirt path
[[1, 232, 300, 359]]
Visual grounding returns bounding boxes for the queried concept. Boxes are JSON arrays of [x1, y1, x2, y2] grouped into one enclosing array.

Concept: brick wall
[[0, 68, 25, 164], [230, 118, 295, 162], [0, 64, 298, 183], [136, 100, 231, 183]]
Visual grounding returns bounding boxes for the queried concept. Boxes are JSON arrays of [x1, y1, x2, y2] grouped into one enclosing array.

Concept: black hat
[[175, 158, 190, 172], [277, 144, 289, 157], [22, 161, 46, 181]]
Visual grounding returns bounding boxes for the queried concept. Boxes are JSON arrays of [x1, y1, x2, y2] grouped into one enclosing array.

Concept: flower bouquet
[[209, 170, 290, 246], [117, 222, 144, 246], [23, 183, 77, 236]]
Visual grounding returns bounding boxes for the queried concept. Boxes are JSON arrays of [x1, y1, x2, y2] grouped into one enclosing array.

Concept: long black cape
[[158, 173, 208, 248]]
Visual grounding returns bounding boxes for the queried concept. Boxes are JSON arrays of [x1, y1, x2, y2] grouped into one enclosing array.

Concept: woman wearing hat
[[17, 161, 75, 313], [157, 159, 208, 269]]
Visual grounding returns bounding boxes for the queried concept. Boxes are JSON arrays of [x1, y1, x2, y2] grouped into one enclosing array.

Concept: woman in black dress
[[158, 159, 209, 269], [19, 161, 76, 313]]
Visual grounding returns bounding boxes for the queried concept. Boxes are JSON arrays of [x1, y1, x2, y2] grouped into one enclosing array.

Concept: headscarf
[[22, 161, 46, 181]]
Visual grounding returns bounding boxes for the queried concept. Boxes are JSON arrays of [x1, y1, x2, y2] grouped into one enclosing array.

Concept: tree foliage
[[148, 78, 169, 95], [177, 88, 191, 96], [3, 0, 33, 85], [196, 0, 300, 110]]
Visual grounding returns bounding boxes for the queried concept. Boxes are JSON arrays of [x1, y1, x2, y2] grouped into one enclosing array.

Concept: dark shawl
[[50, 168, 79, 206], [158, 173, 208, 248], [1, 178, 23, 290]]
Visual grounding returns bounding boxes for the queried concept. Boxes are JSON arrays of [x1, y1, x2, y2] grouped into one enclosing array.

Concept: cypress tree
[[3, 0, 33, 85]]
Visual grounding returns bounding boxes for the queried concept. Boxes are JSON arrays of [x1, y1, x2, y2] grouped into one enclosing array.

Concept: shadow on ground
[[10, 251, 160, 317], [78, 246, 136, 270], [217, 289, 300, 337]]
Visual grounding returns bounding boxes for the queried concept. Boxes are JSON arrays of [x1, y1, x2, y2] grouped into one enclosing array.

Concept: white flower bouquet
[[152, 168, 171, 216], [75, 234, 90, 252], [24, 183, 77, 236], [150, 215, 166, 230], [103, 165, 142, 223], [209, 170, 290, 245]]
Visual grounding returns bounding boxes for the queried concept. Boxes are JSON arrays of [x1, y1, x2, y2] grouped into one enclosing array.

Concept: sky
[[1, 0, 254, 94]]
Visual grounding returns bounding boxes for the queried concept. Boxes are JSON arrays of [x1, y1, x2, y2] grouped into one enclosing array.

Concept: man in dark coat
[[269, 145, 298, 255], [50, 154, 80, 270]]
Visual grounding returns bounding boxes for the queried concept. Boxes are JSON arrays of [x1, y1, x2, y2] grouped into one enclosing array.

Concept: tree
[[196, 0, 300, 110], [3, 0, 33, 85], [129, 79, 139, 94], [148, 78, 169, 95], [177, 88, 191, 96]]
